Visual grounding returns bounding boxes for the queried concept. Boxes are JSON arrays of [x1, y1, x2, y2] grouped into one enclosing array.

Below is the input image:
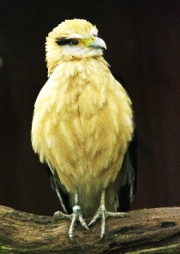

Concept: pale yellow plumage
[[31, 19, 134, 221]]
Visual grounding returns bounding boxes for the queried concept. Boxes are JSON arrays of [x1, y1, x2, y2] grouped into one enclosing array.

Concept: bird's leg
[[88, 189, 127, 238], [53, 189, 89, 240]]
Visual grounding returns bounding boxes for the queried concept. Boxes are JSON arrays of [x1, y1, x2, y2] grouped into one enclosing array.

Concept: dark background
[[0, 1, 180, 216]]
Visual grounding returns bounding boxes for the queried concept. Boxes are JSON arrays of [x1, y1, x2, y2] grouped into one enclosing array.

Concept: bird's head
[[46, 19, 107, 75]]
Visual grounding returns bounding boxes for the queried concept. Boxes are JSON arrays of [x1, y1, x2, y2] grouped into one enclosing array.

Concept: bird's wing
[[113, 73, 137, 212], [117, 132, 137, 212], [47, 164, 72, 214]]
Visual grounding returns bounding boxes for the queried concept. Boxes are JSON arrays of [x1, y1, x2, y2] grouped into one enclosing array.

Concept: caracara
[[31, 19, 135, 240]]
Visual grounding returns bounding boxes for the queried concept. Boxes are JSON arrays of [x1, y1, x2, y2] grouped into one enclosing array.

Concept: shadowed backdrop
[[0, 0, 180, 215]]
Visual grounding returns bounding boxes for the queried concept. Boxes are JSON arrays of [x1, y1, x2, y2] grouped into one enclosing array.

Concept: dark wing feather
[[47, 165, 72, 214], [113, 73, 137, 212], [117, 132, 137, 212]]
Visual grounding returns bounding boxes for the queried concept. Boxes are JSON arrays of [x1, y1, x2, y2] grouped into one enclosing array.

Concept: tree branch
[[0, 205, 180, 253]]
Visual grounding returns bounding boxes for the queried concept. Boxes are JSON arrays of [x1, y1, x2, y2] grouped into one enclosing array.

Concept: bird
[[31, 19, 135, 240]]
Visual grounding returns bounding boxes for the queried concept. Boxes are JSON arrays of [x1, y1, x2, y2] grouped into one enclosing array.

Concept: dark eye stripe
[[56, 38, 72, 46]]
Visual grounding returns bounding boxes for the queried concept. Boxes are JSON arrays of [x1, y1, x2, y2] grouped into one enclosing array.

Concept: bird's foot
[[53, 191, 89, 241], [88, 189, 127, 238]]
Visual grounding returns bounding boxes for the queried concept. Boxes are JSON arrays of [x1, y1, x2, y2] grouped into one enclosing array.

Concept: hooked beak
[[89, 37, 107, 50]]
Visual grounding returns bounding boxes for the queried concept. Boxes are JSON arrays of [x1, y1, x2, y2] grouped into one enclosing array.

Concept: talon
[[90, 189, 128, 238], [101, 211, 106, 237], [101, 232, 105, 239], [52, 211, 71, 222], [88, 208, 101, 227], [79, 214, 89, 230], [52, 190, 88, 240]]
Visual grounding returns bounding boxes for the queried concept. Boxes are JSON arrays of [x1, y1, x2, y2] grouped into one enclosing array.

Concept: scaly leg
[[88, 189, 127, 238], [53, 190, 89, 240]]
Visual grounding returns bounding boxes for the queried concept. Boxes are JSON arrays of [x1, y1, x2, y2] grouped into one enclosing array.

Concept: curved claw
[[88, 209, 101, 227], [89, 189, 128, 238], [79, 213, 89, 230], [52, 211, 72, 222], [101, 210, 106, 238], [52, 191, 89, 240], [89, 208, 127, 238], [69, 207, 89, 240], [52, 206, 89, 241]]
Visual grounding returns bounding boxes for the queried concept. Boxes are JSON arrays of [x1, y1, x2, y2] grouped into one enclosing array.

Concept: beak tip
[[90, 37, 107, 51]]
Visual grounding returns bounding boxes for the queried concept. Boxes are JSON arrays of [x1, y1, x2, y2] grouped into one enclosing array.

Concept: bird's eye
[[71, 39, 79, 45]]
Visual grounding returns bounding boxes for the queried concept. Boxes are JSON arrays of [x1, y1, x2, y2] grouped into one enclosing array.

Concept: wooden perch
[[0, 206, 180, 253]]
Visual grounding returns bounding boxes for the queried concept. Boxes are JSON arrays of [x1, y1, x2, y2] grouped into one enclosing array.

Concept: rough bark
[[0, 205, 180, 253]]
